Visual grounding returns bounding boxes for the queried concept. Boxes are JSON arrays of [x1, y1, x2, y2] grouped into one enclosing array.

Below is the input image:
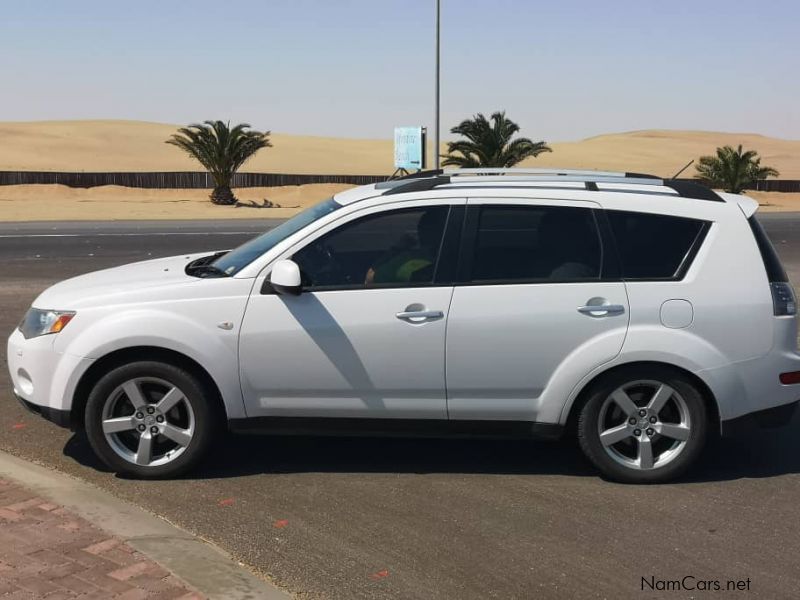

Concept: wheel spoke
[[157, 387, 184, 413], [637, 437, 654, 469], [611, 389, 639, 417], [647, 384, 674, 414], [600, 423, 631, 446], [102, 416, 135, 434], [122, 381, 147, 409], [161, 424, 192, 447], [656, 422, 691, 441], [135, 434, 153, 465]]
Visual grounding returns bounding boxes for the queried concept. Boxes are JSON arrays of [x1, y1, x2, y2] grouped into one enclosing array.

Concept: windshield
[[212, 197, 341, 276]]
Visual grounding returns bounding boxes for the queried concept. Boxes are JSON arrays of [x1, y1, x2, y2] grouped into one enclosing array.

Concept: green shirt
[[371, 250, 434, 284]]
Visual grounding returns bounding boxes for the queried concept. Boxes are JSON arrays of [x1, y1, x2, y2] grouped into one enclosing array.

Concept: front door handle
[[577, 304, 626, 317], [396, 310, 444, 322]]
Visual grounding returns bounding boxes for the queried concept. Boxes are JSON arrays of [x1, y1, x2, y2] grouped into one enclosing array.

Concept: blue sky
[[1, 0, 797, 140]]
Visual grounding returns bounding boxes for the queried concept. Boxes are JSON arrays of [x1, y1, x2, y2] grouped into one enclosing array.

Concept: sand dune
[[0, 120, 393, 175], [0, 120, 797, 221], [1, 120, 798, 178], [534, 130, 800, 179]]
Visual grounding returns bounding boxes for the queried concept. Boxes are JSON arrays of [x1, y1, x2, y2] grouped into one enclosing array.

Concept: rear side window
[[748, 217, 788, 282], [469, 205, 601, 283], [606, 210, 707, 279]]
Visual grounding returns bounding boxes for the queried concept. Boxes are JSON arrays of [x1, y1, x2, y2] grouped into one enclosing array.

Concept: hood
[[33, 252, 217, 309]]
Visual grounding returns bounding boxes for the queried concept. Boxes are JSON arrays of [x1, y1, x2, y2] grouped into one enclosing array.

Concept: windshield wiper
[[185, 252, 230, 278], [186, 263, 230, 278]]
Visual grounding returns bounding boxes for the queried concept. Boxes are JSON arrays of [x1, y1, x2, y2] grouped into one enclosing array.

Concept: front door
[[239, 202, 462, 419], [445, 200, 629, 421]]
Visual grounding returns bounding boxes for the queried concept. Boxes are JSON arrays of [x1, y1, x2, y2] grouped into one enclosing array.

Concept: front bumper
[[7, 328, 93, 427], [720, 398, 799, 437], [14, 392, 73, 429]]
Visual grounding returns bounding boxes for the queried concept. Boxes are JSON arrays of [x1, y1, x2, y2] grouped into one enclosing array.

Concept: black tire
[[577, 365, 708, 484], [84, 361, 219, 479]]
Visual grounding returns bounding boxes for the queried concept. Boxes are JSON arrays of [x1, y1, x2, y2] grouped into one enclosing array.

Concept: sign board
[[394, 126, 426, 170]]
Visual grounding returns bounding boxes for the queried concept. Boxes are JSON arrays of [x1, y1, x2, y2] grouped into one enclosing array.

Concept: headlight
[[19, 309, 76, 339]]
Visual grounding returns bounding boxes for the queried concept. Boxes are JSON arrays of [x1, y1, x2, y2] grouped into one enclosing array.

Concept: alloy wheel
[[597, 379, 692, 471], [100, 376, 195, 467]]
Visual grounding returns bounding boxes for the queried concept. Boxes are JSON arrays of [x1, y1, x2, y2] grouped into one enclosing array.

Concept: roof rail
[[382, 175, 451, 195], [381, 170, 723, 202], [443, 167, 660, 179], [443, 175, 661, 186], [388, 169, 444, 181]]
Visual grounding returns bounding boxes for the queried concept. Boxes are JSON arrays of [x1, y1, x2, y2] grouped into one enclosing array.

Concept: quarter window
[[606, 210, 706, 279], [469, 205, 601, 283], [293, 206, 449, 290]]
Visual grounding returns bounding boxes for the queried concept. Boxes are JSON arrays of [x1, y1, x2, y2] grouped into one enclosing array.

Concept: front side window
[[293, 206, 449, 290], [469, 205, 601, 283], [606, 210, 706, 279]]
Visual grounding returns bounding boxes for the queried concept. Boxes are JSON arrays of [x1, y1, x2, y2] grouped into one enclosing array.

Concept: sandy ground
[[0, 184, 352, 221], [0, 120, 796, 221], [1, 120, 798, 178], [748, 191, 800, 212], [0, 185, 797, 222]]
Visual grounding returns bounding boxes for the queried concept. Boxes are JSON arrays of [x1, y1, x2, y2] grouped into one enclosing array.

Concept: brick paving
[[0, 478, 203, 599]]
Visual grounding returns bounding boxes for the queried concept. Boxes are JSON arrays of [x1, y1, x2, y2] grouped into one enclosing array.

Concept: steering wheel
[[300, 241, 347, 286]]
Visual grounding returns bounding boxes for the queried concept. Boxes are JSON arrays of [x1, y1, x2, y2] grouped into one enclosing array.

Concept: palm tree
[[694, 144, 779, 194], [441, 111, 551, 168], [166, 120, 271, 205]]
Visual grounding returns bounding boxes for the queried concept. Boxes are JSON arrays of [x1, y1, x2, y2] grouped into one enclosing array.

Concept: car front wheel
[[577, 366, 708, 483], [85, 361, 218, 478]]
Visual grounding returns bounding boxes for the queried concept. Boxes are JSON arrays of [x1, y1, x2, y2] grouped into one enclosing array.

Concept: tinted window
[[748, 217, 788, 282], [470, 205, 601, 282], [607, 210, 705, 279], [293, 206, 449, 289], [213, 197, 340, 275]]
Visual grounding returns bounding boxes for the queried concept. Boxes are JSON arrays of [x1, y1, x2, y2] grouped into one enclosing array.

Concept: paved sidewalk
[[0, 477, 202, 599]]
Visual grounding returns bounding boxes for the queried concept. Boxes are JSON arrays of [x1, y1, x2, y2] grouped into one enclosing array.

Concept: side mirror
[[269, 260, 302, 296]]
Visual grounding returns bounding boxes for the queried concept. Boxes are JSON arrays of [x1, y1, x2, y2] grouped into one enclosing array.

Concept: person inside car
[[365, 209, 447, 285]]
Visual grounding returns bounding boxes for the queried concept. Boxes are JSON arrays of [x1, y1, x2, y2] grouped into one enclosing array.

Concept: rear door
[[445, 198, 629, 420]]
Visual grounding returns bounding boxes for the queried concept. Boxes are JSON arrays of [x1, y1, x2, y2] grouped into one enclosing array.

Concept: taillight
[[770, 282, 796, 316]]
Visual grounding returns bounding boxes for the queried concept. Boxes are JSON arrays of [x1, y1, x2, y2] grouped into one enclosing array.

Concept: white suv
[[7, 169, 800, 483]]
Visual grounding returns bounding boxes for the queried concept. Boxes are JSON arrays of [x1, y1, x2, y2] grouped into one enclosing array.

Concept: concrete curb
[[0, 450, 291, 600]]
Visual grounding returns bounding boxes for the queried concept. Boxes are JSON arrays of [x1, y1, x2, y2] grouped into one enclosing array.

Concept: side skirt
[[228, 417, 565, 441]]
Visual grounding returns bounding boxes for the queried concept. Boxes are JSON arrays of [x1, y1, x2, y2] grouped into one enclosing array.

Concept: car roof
[[332, 168, 754, 216]]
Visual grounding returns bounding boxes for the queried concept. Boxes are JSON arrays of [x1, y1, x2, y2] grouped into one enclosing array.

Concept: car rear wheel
[[85, 361, 218, 478], [577, 366, 708, 483]]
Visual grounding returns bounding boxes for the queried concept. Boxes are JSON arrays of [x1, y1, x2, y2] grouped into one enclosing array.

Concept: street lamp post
[[434, 0, 440, 170]]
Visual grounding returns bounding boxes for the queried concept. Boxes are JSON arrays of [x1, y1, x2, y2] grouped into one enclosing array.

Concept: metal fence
[[1, 170, 798, 192], [0, 171, 388, 189], [743, 179, 800, 193], [672, 178, 800, 193]]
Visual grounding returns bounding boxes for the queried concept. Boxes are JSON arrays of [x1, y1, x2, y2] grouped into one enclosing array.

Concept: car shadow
[[685, 421, 800, 483], [62, 416, 800, 483]]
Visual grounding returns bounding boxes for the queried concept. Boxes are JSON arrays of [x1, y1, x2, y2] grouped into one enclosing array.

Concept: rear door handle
[[577, 304, 625, 317], [396, 310, 444, 322]]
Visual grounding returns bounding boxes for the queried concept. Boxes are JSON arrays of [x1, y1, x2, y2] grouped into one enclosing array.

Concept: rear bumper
[[14, 392, 73, 429], [720, 398, 799, 437]]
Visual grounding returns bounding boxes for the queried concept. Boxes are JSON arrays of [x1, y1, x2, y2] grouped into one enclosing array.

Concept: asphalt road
[[2, 215, 800, 599]]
